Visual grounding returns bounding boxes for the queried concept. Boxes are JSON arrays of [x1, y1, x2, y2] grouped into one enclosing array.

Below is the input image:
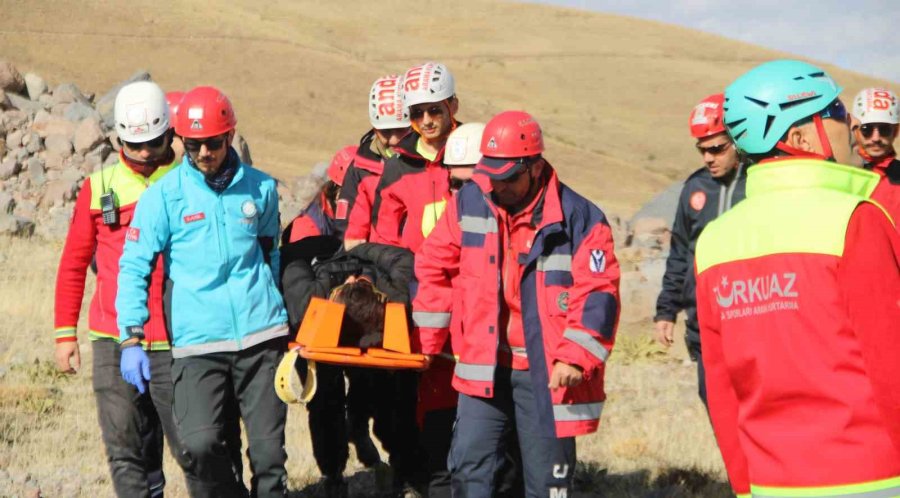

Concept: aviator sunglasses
[[859, 123, 895, 139], [409, 104, 445, 121], [183, 135, 227, 153]]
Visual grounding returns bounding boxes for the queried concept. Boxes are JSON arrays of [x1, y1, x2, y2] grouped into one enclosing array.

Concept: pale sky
[[526, 0, 900, 83]]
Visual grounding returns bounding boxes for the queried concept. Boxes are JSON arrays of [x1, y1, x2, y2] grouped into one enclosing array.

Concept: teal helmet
[[724, 60, 843, 155]]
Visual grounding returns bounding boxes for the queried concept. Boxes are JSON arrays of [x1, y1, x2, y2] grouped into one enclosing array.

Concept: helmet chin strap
[[773, 114, 835, 162]]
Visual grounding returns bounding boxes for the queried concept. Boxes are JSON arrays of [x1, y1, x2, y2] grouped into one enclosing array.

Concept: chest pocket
[[537, 253, 573, 317]]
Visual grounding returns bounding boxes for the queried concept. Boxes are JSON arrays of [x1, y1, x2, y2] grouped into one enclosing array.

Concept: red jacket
[[339, 132, 386, 242], [695, 160, 900, 497], [54, 158, 176, 349], [284, 192, 336, 244], [371, 132, 450, 252], [868, 156, 900, 225], [413, 166, 620, 437]]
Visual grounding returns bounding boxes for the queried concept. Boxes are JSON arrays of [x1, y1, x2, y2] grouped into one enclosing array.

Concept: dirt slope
[[0, 0, 892, 215]]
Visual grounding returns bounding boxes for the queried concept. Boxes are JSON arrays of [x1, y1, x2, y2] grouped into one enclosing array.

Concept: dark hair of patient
[[333, 281, 385, 348]]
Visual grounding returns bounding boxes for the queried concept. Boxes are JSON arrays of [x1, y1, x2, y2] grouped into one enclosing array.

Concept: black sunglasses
[[183, 135, 227, 153], [409, 105, 445, 121], [859, 123, 895, 139], [696, 141, 732, 156], [123, 134, 167, 150]]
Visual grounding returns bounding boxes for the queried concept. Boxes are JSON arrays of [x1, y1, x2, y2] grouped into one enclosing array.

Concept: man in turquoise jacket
[[117, 86, 289, 498]]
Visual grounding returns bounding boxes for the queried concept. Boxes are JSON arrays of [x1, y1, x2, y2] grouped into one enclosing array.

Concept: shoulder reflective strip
[[412, 311, 452, 328], [454, 362, 495, 381], [537, 254, 572, 272], [460, 215, 498, 234], [563, 328, 609, 363], [553, 402, 604, 422], [752, 476, 900, 498]]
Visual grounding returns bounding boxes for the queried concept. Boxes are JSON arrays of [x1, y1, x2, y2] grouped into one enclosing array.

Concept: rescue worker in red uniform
[[695, 60, 900, 497], [371, 61, 458, 251], [414, 111, 620, 497], [340, 74, 411, 250], [283, 145, 355, 244], [851, 87, 900, 223], [54, 81, 186, 497], [654, 94, 746, 405]]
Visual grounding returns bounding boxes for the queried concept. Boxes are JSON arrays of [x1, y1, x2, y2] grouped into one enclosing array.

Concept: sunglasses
[[123, 134, 167, 150], [696, 141, 732, 156], [819, 98, 849, 123], [859, 123, 895, 139], [409, 105, 445, 121], [183, 135, 227, 153]]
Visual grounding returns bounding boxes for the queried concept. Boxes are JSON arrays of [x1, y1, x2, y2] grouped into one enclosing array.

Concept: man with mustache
[[117, 86, 289, 497], [852, 87, 900, 222]]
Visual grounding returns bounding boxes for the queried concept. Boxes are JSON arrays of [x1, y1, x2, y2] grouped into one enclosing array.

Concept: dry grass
[[0, 235, 730, 497], [0, 0, 892, 217]]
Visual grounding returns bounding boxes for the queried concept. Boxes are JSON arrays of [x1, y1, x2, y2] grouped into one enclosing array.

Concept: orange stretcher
[[293, 297, 428, 369]]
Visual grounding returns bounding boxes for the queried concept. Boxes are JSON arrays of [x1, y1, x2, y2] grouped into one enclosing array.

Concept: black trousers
[[92, 340, 184, 498], [172, 340, 288, 498]]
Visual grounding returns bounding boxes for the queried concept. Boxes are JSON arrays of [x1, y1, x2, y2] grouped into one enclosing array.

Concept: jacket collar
[[181, 152, 245, 192], [746, 158, 880, 200]]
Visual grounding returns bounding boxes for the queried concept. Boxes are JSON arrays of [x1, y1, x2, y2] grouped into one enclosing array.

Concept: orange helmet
[[327, 145, 356, 186], [689, 93, 726, 138], [476, 111, 544, 180], [174, 86, 237, 139]]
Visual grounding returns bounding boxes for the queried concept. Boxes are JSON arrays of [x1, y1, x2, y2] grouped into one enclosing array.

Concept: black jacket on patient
[[281, 235, 415, 349]]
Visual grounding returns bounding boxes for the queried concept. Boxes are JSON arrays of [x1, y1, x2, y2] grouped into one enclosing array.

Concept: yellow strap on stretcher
[[274, 348, 317, 404]]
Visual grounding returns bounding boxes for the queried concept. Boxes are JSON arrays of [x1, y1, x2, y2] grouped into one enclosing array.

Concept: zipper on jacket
[[215, 192, 242, 349]]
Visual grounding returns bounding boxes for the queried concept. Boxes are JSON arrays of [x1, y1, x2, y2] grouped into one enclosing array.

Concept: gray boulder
[[23, 73, 47, 99], [0, 61, 24, 93], [44, 134, 73, 158], [0, 212, 34, 236], [63, 101, 97, 122], [32, 112, 76, 139], [0, 157, 19, 180], [0, 190, 14, 213], [74, 117, 105, 154], [25, 157, 46, 186], [50, 82, 91, 107], [6, 92, 45, 114]]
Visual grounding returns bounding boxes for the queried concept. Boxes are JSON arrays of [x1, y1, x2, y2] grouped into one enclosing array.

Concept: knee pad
[[179, 428, 232, 471]]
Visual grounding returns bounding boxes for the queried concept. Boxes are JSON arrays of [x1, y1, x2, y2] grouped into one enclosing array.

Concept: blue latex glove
[[121, 345, 151, 394]]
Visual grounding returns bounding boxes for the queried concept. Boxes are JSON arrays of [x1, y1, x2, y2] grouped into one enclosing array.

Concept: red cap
[[476, 111, 544, 180], [327, 145, 357, 186], [689, 93, 726, 138], [174, 86, 237, 138]]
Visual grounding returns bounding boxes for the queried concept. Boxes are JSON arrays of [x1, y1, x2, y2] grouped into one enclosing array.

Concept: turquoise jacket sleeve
[[116, 184, 170, 340]]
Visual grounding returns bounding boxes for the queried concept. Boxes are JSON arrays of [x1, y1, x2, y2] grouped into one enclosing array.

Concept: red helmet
[[174, 86, 237, 138], [165, 91, 185, 127], [327, 145, 356, 186], [476, 111, 544, 180], [689, 93, 726, 138]]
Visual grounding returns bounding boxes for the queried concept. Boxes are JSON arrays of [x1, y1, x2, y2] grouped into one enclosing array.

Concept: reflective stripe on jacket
[[54, 159, 176, 349], [117, 155, 288, 358], [413, 165, 620, 438]]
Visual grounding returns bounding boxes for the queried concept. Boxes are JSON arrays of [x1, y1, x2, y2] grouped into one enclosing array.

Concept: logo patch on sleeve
[[690, 191, 707, 211], [183, 212, 205, 223], [125, 227, 140, 242], [589, 249, 606, 273], [335, 199, 349, 220]]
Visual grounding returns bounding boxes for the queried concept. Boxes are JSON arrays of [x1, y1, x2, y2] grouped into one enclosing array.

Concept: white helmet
[[402, 61, 455, 109], [444, 122, 485, 166], [852, 87, 899, 125], [369, 75, 410, 130], [114, 81, 170, 143]]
